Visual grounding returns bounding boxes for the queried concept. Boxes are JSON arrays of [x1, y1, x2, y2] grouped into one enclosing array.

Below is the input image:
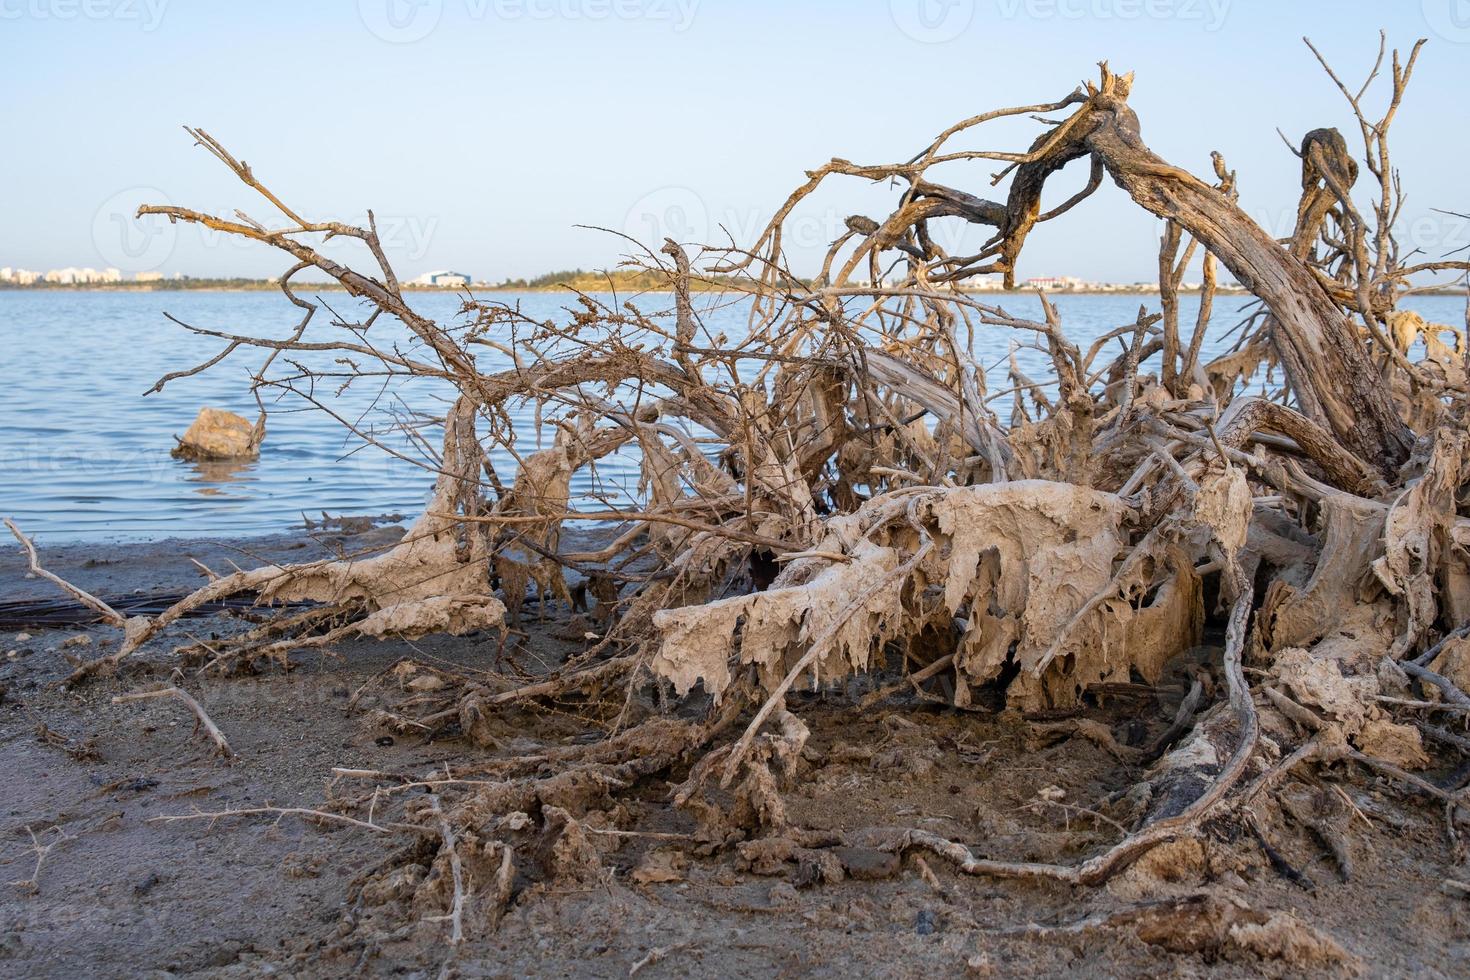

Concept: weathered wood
[[999, 69, 1412, 472]]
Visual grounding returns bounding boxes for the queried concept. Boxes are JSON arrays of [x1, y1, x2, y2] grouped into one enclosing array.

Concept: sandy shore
[[0, 525, 1464, 977], [1, 521, 408, 608]]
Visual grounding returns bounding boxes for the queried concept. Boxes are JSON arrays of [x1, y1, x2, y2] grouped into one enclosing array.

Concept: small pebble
[[915, 909, 937, 936], [62, 635, 93, 649], [14, 633, 32, 643]]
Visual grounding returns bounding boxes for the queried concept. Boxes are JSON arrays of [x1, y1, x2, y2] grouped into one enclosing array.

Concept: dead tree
[[15, 34, 1470, 942]]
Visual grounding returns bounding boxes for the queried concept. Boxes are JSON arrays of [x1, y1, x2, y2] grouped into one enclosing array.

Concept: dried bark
[[14, 37, 1470, 932]]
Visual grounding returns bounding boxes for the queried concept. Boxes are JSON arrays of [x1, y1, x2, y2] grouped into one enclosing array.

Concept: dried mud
[[1, 529, 1466, 979]]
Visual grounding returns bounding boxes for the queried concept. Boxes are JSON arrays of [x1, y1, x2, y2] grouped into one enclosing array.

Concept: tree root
[[14, 39, 1470, 949], [418, 793, 466, 945], [112, 685, 235, 758]]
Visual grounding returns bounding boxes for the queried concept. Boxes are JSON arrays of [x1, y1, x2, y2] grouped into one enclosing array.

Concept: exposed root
[[9, 825, 73, 896], [13, 38, 1470, 951], [149, 806, 412, 835], [6, 518, 151, 651], [418, 793, 466, 945], [112, 685, 235, 758], [59, 397, 503, 685], [852, 569, 1259, 886]]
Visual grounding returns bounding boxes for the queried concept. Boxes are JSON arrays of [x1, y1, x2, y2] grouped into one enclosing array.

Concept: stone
[[170, 408, 264, 461], [833, 846, 900, 880]]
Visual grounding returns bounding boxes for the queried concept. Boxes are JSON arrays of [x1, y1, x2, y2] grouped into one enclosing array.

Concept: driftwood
[[111, 686, 235, 758], [12, 35, 1470, 946]]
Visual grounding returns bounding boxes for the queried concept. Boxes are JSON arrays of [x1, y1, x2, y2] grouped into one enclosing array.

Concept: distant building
[[43, 266, 119, 284], [1025, 276, 1087, 291], [409, 270, 473, 287], [4, 265, 163, 285]]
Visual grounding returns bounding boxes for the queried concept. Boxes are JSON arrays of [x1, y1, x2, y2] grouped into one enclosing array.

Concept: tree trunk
[[1001, 70, 1413, 473]]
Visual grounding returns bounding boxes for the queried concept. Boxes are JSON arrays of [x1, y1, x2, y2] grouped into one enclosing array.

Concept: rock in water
[[170, 408, 265, 461]]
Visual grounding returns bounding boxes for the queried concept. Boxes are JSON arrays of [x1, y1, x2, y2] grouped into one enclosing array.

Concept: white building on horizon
[[41, 267, 122, 284], [1025, 276, 1088, 291], [408, 270, 473, 287]]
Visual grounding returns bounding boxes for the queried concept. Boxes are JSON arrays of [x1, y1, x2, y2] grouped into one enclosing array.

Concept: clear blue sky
[[2, 0, 1467, 283]]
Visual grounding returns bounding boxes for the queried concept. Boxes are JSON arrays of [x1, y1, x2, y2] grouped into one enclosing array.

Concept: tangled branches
[[19, 35, 1470, 944]]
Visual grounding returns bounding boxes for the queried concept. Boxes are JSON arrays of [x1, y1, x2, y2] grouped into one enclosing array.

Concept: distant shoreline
[[3, 281, 1464, 297]]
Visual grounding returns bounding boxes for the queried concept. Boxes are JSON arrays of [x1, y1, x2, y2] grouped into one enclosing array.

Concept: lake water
[[2, 289, 1463, 542]]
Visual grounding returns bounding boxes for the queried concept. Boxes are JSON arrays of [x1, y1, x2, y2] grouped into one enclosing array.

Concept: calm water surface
[[2, 289, 1463, 542]]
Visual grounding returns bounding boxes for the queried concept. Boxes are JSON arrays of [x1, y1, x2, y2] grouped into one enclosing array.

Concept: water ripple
[[1, 289, 1461, 542]]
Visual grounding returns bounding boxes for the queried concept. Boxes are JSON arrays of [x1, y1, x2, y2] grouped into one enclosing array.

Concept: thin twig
[[113, 686, 235, 758]]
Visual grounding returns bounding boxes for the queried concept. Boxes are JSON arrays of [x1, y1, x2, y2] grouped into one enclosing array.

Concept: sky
[[1, 0, 1468, 284]]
